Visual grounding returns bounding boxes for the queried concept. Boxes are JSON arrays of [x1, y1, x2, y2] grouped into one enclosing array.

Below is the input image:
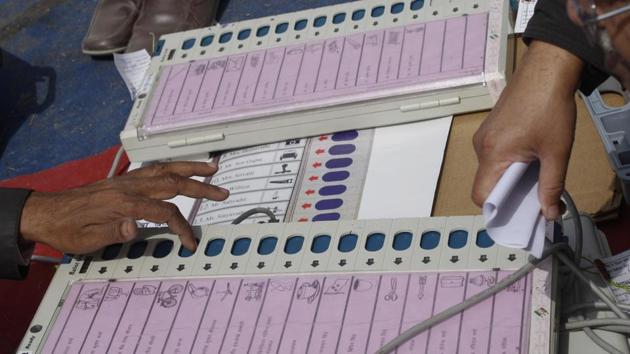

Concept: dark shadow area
[[216, 0, 229, 21], [0, 48, 56, 157]]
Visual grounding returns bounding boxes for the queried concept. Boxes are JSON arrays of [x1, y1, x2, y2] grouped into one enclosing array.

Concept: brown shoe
[[82, 0, 143, 56], [125, 0, 219, 54]]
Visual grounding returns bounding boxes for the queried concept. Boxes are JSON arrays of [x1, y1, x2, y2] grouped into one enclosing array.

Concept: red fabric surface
[[599, 203, 630, 255], [0, 145, 128, 353], [0, 262, 57, 353], [0, 145, 129, 257]]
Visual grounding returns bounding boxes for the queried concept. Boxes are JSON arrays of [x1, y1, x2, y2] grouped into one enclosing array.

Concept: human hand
[[472, 41, 584, 220], [19, 162, 228, 254]]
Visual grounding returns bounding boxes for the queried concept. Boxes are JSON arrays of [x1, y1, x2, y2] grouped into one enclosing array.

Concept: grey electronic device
[[19, 216, 556, 353], [120, 0, 514, 162], [581, 78, 630, 202]]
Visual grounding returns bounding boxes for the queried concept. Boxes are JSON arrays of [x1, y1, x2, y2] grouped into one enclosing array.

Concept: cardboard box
[[433, 40, 621, 218]]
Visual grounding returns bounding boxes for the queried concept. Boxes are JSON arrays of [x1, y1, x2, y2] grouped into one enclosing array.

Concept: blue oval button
[[371, 6, 385, 17], [311, 235, 332, 253], [258, 236, 278, 255], [476, 230, 494, 248], [153, 240, 173, 258], [102, 243, 122, 260], [326, 158, 353, 169], [127, 241, 147, 259], [314, 16, 327, 27], [179, 239, 199, 258], [182, 38, 195, 50], [294, 19, 308, 31], [332, 130, 359, 141], [319, 185, 347, 196], [205, 238, 225, 257], [448, 230, 468, 249], [323, 171, 350, 182], [316, 199, 343, 210], [329, 144, 356, 155], [256, 26, 270, 37], [333, 12, 346, 24], [200, 35, 213, 47], [391, 2, 405, 14], [352, 9, 366, 21], [365, 233, 385, 251], [275, 22, 289, 34], [284, 236, 305, 254], [231, 237, 251, 256], [420, 231, 440, 250], [312, 213, 341, 221], [392, 232, 413, 251], [219, 32, 233, 43], [338, 233, 358, 252]]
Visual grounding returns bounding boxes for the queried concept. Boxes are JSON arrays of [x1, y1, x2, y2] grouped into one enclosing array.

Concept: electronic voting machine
[[120, 0, 513, 162], [18, 216, 556, 353], [15, 1, 551, 353]]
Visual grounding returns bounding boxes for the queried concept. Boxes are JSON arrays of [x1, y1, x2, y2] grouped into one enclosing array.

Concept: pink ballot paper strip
[[41, 271, 532, 354], [140, 13, 488, 135]]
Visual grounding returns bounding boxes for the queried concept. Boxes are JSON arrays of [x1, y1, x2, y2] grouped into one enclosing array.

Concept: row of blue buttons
[[178, 1, 426, 50], [101, 229, 494, 261]]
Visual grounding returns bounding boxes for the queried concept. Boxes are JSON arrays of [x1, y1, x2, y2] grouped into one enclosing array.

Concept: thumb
[[538, 155, 569, 220], [118, 217, 139, 242], [471, 160, 511, 207], [71, 218, 138, 254]]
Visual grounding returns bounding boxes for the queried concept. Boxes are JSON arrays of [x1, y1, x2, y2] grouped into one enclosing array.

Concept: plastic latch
[[167, 139, 187, 148], [420, 100, 440, 109], [439, 96, 461, 106]]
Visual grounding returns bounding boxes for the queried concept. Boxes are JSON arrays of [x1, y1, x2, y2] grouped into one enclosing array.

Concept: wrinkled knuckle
[[472, 130, 483, 150], [116, 231, 131, 243], [542, 183, 565, 198], [474, 130, 499, 156], [149, 163, 169, 176], [120, 197, 139, 213], [163, 173, 181, 186], [471, 189, 483, 207], [548, 182, 565, 193], [163, 203, 179, 217]]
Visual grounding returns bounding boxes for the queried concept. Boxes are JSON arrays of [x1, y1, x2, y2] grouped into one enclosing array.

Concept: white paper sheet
[[600, 249, 630, 306], [483, 162, 549, 258], [113, 50, 152, 99], [514, 0, 538, 34], [128, 160, 208, 228], [358, 117, 452, 219]]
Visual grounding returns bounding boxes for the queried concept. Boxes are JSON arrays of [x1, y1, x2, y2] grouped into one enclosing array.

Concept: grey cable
[[559, 248, 630, 354], [567, 326, 630, 335], [562, 190, 583, 264], [583, 327, 626, 354], [572, 267, 624, 354], [564, 302, 630, 315], [377, 240, 628, 353], [566, 301, 630, 354], [375, 243, 570, 354], [562, 190, 630, 353], [232, 207, 279, 225], [564, 319, 630, 331], [107, 146, 126, 178], [555, 250, 629, 320]]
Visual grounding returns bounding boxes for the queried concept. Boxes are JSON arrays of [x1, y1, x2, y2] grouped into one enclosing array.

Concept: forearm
[[507, 40, 584, 103], [523, 0, 608, 93]]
